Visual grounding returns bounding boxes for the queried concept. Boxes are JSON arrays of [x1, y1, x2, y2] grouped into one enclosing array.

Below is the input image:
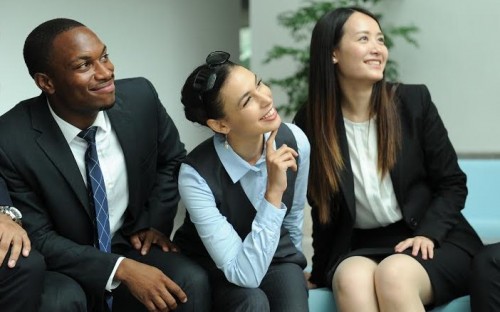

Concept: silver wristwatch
[[0, 205, 22, 226]]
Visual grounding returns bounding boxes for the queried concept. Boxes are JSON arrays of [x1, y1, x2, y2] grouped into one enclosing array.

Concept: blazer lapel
[[30, 94, 92, 216]]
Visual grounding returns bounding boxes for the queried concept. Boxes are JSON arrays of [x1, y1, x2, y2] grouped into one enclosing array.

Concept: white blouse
[[344, 117, 403, 229]]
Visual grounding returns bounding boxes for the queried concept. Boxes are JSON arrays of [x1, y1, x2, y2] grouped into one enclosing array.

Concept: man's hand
[[116, 258, 187, 311], [130, 228, 179, 256], [0, 214, 30, 268]]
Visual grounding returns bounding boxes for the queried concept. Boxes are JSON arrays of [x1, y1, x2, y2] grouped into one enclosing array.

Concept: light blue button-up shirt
[[178, 123, 310, 288]]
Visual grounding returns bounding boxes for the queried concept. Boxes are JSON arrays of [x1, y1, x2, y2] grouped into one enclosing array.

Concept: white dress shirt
[[344, 117, 403, 229], [48, 103, 127, 291]]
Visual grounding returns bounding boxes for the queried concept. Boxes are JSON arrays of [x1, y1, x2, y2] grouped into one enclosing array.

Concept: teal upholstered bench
[[308, 158, 500, 312], [308, 289, 471, 312], [460, 159, 500, 245]]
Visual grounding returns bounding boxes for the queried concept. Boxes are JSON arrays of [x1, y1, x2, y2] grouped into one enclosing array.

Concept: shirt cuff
[[254, 200, 286, 229], [106, 256, 125, 291]]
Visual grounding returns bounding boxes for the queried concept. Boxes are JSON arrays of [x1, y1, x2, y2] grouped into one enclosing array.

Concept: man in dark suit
[[1, 177, 86, 312], [0, 176, 45, 312], [0, 18, 210, 311]]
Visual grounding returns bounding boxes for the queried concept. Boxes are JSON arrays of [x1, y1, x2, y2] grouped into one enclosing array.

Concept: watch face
[[9, 207, 22, 220]]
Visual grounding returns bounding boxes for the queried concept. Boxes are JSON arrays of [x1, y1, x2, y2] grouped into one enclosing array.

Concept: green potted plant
[[263, 0, 419, 116]]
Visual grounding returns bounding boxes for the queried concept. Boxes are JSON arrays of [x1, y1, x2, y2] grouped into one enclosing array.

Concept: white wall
[[250, 0, 305, 123], [2, 1, 498, 154], [251, 0, 500, 154], [0, 0, 240, 152]]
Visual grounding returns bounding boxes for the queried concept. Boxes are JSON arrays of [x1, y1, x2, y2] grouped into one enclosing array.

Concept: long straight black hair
[[306, 6, 401, 224]]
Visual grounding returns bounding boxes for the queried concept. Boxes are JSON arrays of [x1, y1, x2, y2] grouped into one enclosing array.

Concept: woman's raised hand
[[264, 129, 298, 208]]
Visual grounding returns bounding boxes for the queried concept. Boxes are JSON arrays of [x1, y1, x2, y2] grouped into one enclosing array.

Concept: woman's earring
[[332, 57, 337, 64], [224, 134, 229, 149]]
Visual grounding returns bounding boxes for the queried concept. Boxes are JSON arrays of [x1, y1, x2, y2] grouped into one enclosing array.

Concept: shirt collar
[[47, 100, 110, 144], [213, 132, 273, 183]]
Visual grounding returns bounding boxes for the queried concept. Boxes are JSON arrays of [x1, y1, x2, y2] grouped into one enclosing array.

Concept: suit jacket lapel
[[30, 94, 91, 216]]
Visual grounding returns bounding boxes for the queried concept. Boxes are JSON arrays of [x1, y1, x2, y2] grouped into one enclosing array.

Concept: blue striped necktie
[[78, 127, 113, 310], [78, 126, 111, 253]]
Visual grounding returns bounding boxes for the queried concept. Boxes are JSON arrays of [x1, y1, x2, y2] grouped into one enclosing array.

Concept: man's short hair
[[23, 18, 85, 78]]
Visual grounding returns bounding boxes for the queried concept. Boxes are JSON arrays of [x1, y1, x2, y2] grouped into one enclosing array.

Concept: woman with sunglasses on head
[[293, 6, 483, 311], [173, 51, 310, 312]]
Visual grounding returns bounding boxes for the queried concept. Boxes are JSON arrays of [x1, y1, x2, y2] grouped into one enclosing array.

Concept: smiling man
[[0, 18, 210, 312]]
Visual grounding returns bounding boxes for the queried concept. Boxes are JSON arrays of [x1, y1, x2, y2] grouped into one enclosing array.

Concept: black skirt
[[339, 220, 472, 307]]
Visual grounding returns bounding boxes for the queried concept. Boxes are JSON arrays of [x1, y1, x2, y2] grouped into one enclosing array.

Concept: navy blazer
[[295, 84, 483, 287], [0, 77, 186, 301]]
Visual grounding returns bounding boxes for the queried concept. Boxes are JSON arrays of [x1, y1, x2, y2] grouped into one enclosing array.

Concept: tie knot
[[78, 126, 98, 143]]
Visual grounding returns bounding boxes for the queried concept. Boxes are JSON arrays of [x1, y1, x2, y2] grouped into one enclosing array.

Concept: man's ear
[[206, 118, 230, 135], [34, 73, 55, 94]]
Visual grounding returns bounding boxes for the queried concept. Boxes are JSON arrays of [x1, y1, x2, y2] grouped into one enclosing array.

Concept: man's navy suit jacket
[[0, 77, 186, 300]]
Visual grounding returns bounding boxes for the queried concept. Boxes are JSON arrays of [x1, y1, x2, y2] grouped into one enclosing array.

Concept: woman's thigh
[[211, 277, 270, 312], [211, 262, 308, 312], [395, 243, 472, 306], [260, 262, 309, 312]]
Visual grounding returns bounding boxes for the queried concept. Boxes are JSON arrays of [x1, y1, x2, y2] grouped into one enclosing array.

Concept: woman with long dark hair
[[294, 6, 483, 311]]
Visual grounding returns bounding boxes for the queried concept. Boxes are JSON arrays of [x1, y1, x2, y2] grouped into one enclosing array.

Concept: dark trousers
[[112, 244, 211, 312], [470, 243, 500, 312], [0, 249, 44, 312], [211, 262, 309, 312], [39, 270, 87, 312], [0, 249, 86, 312]]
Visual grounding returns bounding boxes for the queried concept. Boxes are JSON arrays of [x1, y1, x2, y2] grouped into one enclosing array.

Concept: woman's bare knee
[[333, 256, 377, 291], [332, 256, 379, 311], [375, 254, 433, 307]]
